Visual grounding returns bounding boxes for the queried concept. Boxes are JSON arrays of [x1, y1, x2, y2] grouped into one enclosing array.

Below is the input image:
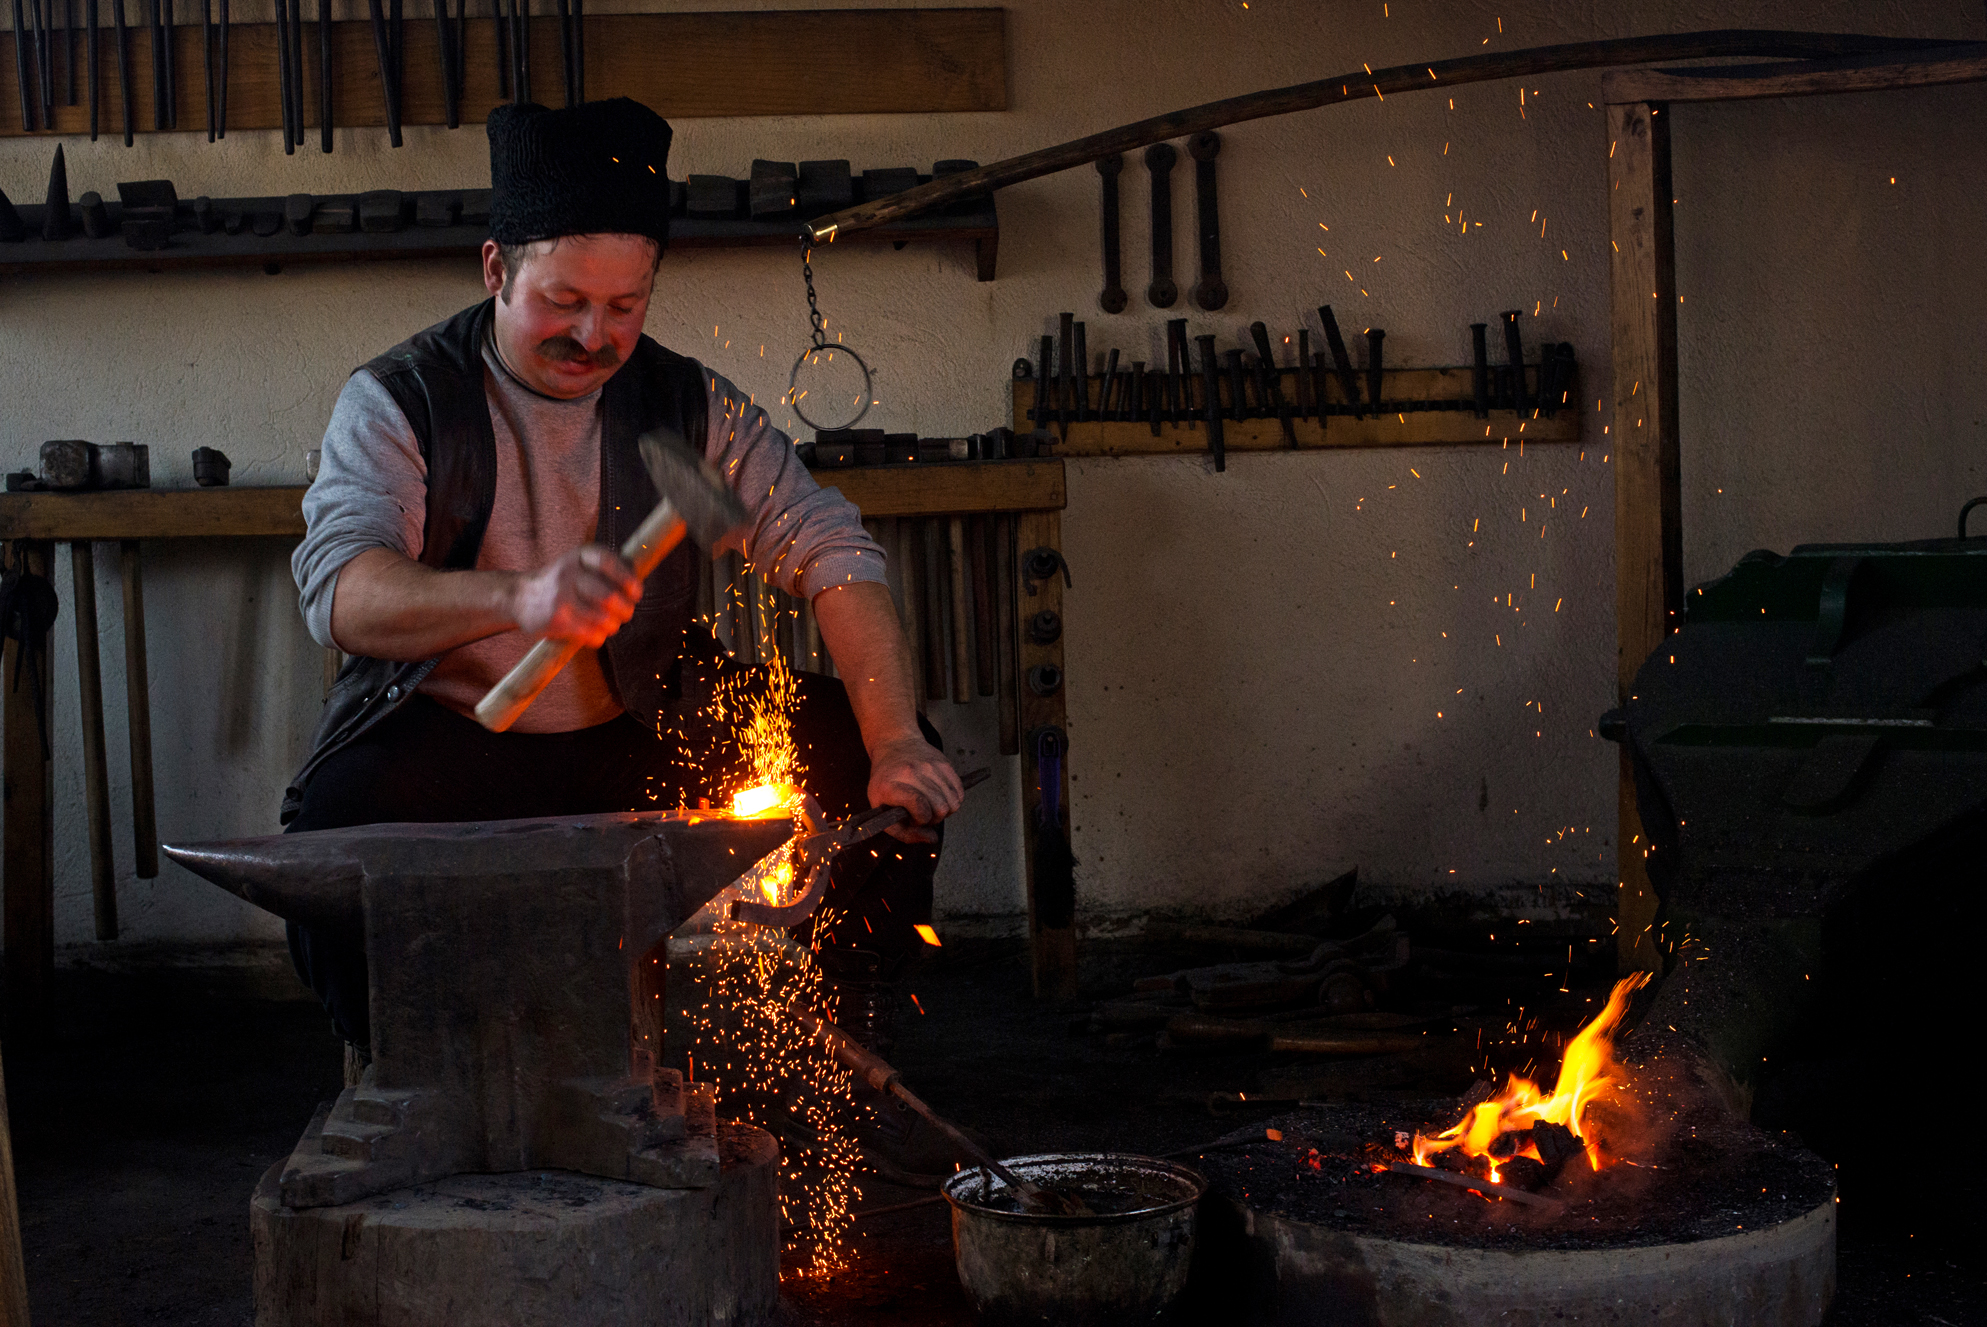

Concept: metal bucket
[[941, 1152, 1206, 1327]]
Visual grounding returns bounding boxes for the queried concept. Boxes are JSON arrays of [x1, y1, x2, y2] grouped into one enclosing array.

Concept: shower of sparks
[[661, 597, 864, 1275]]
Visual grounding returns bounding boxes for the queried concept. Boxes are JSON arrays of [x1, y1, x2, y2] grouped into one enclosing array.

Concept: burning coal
[[1412, 972, 1650, 1186]]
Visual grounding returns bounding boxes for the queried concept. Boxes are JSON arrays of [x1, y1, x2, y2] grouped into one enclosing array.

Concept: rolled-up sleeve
[[697, 364, 887, 598], [292, 371, 429, 648]]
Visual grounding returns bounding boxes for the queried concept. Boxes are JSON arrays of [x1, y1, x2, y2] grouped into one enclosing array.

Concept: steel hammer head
[[638, 430, 749, 552]]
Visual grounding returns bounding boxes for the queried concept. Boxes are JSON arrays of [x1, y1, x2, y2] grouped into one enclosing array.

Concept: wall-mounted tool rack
[[1009, 364, 1582, 453], [0, 186, 998, 279], [0, 458, 1077, 1029], [0, 7, 1005, 137]]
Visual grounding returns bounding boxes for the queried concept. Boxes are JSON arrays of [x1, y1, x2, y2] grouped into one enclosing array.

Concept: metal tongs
[[729, 768, 989, 927]]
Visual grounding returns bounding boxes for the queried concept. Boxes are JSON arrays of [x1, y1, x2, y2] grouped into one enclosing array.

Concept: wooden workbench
[[0, 458, 1076, 1029]]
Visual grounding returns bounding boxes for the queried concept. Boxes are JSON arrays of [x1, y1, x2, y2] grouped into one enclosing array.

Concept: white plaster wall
[[4, 0, 1983, 949]]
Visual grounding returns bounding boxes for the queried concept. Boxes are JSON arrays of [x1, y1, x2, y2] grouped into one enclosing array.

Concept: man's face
[[482, 234, 658, 399]]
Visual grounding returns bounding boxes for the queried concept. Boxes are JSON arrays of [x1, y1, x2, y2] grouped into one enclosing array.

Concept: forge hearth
[[165, 810, 794, 1327], [1189, 1049, 1836, 1327]]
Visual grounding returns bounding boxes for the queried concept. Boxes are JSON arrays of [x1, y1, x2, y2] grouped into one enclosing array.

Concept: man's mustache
[[537, 336, 621, 370]]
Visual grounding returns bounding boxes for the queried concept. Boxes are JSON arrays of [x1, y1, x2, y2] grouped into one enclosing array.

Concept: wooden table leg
[[0, 1041, 30, 1323], [3, 540, 56, 1031], [119, 540, 158, 880], [70, 541, 118, 941], [1014, 510, 1077, 1000]]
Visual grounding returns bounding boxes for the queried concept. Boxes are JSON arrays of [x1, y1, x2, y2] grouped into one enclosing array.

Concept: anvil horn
[[163, 835, 367, 937]]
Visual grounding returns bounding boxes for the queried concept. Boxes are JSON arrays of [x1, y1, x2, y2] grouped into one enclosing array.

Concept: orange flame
[[1413, 972, 1650, 1182]]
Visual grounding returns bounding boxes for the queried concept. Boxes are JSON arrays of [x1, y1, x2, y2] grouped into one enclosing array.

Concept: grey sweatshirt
[[292, 335, 885, 732]]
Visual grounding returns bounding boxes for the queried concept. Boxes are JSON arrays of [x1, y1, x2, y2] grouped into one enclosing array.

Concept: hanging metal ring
[[787, 342, 874, 434]]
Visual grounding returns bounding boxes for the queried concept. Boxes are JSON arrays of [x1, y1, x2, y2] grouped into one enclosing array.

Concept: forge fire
[[1408, 972, 1649, 1192]]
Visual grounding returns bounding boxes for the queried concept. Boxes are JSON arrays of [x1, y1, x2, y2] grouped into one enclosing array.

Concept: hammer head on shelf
[[638, 430, 749, 552]]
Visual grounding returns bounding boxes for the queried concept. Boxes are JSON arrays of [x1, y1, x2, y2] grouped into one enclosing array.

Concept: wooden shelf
[[0, 7, 1005, 137], [0, 460, 1064, 541], [1008, 366, 1583, 455], [0, 188, 997, 279]]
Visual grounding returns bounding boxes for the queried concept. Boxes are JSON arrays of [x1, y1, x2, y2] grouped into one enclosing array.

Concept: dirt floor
[[2, 937, 1978, 1325]]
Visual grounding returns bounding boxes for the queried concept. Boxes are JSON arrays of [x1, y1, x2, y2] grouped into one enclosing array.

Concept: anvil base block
[[251, 1125, 781, 1327]]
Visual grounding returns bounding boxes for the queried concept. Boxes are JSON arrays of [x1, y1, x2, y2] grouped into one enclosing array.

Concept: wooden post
[[68, 543, 118, 942], [0, 1042, 29, 1326], [118, 542, 158, 880], [1608, 99, 1679, 975], [1013, 511, 1076, 999], [2, 541, 55, 1033]]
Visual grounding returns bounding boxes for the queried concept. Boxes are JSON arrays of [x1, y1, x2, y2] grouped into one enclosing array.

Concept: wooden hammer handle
[[473, 497, 689, 732]]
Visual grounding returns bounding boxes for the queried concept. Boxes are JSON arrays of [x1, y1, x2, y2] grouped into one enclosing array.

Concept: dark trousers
[[286, 674, 942, 1048]]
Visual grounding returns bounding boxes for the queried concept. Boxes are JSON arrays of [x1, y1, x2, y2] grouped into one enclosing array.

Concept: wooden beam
[[804, 30, 1959, 240], [1608, 100, 1677, 977], [0, 8, 1005, 137], [1010, 370, 1582, 455], [3, 541, 55, 1036], [1603, 43, 1987, 105], [819, 461, 1066, 518]]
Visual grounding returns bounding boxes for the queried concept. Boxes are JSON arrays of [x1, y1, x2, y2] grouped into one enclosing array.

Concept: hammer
[[474, 432, 747, 733]]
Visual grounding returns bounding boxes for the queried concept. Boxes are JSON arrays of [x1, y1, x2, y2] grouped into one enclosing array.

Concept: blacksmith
[[284, 98, 961, 1064]]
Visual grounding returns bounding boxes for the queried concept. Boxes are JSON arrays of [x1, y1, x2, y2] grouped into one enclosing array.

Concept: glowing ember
[[913, 924, 942, 947], [1412, 972, 1650, 1183]]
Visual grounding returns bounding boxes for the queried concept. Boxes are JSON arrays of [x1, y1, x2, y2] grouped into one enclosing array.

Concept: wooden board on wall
[[1010, 368, 1583, 455], [0, 7, 1006, 137]]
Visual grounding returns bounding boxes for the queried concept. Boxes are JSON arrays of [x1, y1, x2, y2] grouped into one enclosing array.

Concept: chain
[[801, 244, 828, 351], [789, 239, 873, 432]]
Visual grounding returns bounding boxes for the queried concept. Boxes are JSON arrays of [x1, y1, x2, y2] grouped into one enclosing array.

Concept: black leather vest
[[281, 299, 710, 823]]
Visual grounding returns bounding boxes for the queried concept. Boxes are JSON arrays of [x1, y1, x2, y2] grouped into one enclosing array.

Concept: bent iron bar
[[803, 30, 1966, 241]]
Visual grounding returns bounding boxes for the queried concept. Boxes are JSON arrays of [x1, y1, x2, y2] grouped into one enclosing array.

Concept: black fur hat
[[487, 98, 673, 248]]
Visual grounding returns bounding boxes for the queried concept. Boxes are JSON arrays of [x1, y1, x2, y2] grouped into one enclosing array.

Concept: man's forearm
[[811, 581, 922, 751], [328, 548, 521, 660]]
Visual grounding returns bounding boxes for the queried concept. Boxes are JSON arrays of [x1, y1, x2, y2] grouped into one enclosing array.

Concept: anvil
[[166, 810, 792, 1209]]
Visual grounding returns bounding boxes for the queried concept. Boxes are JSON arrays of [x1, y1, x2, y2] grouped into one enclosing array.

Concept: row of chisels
[[1020, 308, 1578, 471], [4, 0, 586, 144]]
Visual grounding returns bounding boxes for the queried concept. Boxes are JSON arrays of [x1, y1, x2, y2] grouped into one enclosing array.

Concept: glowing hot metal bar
[[729, 769, 991, 928]]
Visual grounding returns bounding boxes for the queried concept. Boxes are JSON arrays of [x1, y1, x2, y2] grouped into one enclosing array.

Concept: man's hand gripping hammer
[[473, 430, 748, 732]]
